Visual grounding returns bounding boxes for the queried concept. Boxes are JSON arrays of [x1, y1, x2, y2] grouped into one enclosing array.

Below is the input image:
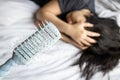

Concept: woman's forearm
[[35, 0, 72, 36], [36, 10, 72, 35]]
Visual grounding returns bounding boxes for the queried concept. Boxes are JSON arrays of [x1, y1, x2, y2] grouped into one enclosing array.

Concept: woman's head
[[86, 15, 120, 55], [76, 15, 120, 80]]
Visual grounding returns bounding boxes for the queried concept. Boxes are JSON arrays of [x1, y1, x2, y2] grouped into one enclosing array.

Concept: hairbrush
[[0, 20, 61, 76]]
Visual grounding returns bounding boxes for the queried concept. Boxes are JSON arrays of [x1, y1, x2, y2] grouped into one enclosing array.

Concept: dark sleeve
[[31, 0, 50, 7], [58, 0, 75, 13], [58, 0, 95, 13]]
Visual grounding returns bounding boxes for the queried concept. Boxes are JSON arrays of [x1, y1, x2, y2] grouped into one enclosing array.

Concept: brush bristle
[[13, 21, 61, 64]]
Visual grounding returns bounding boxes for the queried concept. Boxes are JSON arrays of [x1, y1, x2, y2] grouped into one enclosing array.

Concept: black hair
[[75, 15, 120, 80]]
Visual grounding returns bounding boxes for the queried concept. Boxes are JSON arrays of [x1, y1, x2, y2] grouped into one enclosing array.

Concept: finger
[[85, 12, 93, 17], [76, 40, 85, 47], [34, 20, 39, 25], [75, 17, 86, 23], [83, 22, 94, 27], [86, 36, 97, 43], [73, 41, 88, 50], [34, 20, 42, 28], [67, 18, 73, 24], [86, 30, 100, 37], [81, 39, 91, 46], [73, 42, 84, 49], [81, 46, 88, 50]]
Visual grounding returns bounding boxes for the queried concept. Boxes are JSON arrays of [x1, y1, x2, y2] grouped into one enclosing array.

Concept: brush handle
[[0, 58, 16, 76]]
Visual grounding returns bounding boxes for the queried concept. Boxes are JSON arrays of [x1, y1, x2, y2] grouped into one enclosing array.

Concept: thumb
[[67, 18, 73, 24]]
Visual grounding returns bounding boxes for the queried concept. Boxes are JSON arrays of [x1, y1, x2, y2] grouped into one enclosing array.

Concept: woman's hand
[[65, 9, 100, 50], [67, 22, 100, 49], [66, 9, 93, 24], [61, 33, 88, 50]]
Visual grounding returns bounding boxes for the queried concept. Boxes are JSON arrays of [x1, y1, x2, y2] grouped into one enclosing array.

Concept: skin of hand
[[62, 22, 100, 50], [61, 33, 88, 50], [62, 9, 100, 50], [66, 9, 93, 24], [35, 0, 100, 50]]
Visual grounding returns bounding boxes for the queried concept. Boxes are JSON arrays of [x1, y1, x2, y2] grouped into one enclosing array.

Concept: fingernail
[[89, 24, 94, 26], [98, 34, 101, 36]]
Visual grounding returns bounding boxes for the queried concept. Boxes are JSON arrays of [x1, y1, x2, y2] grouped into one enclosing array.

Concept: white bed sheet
[[95, 0, 120, 27], [0, 0, 120, 80]]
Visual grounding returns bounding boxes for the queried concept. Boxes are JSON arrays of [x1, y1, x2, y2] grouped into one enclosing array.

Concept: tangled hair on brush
[[75, 15, 120, 80]]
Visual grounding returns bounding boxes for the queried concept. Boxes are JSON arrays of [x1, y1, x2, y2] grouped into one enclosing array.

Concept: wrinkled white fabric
[[95, 0, 120, 26]]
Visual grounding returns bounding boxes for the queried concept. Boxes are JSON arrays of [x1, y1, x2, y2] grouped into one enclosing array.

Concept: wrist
[[62, 24, 73, 36]]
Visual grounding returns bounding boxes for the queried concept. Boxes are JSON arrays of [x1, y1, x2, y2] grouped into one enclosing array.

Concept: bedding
[[0, 0, 120, 80], [95, 0, 120, 26]]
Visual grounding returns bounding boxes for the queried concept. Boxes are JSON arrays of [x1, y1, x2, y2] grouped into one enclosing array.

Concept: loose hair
[[75, 15, 120, 80]]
